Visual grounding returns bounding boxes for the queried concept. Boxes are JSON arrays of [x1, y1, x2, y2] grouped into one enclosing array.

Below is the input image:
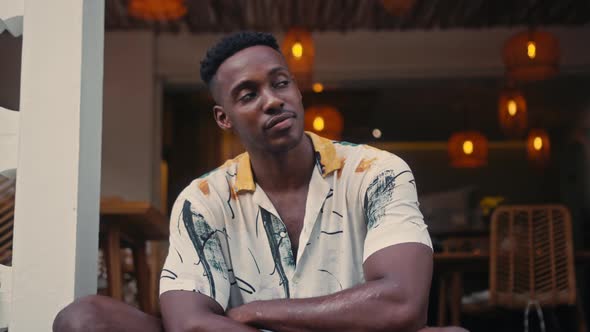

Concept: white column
[[0, 108, 19, 173], [9, 0, 104, 331]]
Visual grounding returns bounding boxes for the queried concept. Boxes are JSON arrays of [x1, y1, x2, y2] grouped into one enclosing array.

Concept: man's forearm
[[166, 312, 260, 332], [227, 278, 426, 332], [159, 290, 260, 332]]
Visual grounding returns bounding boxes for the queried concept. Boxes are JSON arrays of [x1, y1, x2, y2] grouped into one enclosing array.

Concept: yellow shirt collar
[[235, 132, 342, 193]]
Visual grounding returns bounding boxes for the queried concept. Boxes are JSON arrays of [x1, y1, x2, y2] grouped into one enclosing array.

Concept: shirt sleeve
[[359, 153, 432, 262], [159, 191, 231, 310]]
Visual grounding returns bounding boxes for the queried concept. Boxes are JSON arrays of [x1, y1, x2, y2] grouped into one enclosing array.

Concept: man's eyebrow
[[229, 80, 256, 100], [268, 66, 290, 76]]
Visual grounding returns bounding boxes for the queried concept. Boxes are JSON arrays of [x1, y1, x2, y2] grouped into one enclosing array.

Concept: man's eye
[[275, 80, 290, 88], [240, 92, 256, 102]]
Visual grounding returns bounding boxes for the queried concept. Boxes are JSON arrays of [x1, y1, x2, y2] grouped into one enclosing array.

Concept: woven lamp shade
[[129, 0, 187, 21], [448, 131, 488, 168], [281, 28, 315, 90], [498, 89, 528, 138], [503, 30, 560, 82], [304, 106, 343, 140], [380, 0, 415, 16], [527, 129, 551, 166], [490, 205, 577, 308]]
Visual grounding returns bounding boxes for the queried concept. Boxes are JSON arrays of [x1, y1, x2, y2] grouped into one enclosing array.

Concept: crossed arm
[[160, 242, 433, 332]]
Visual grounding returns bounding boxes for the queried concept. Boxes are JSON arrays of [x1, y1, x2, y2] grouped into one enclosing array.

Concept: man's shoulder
[[201, 152, 246, 179], [178, 153, 247, 203], [333, 140, 386, 156], [332, 141, 407, 172]]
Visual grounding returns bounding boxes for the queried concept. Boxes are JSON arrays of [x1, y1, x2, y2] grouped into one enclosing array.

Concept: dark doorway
[[162, 85, 220, 214]]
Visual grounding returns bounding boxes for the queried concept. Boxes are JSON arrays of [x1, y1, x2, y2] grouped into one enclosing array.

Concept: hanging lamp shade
[[128, 0, 187, 21], [448, 131, 488, 168], [304, 105, 343, 140], [498, 88, 528, 138], [380, 0, 416, 16], [503, 30, 560, 82], [527, 129, 551, 166], [281, 28, 314, 90]]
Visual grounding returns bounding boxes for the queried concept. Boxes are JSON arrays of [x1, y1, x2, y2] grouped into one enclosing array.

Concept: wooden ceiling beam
[[373, 0, 387, 30], [233, 0, 247, 31], [308, 0, 322, 31], [426, 0, 448, 29], [571, 0, 590, 25], [398, 0, 424, 30], [437, 0, 463, 29], [419, 0, 442, 29], [114, 0, 131, 29], [462, 0, 487, 28], [349, 0, 368, 29], [104, 0, 590, 33], [339, 0, 359, 32]]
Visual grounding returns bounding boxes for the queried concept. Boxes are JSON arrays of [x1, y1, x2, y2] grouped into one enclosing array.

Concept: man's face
[[212, 45, 305, 154]]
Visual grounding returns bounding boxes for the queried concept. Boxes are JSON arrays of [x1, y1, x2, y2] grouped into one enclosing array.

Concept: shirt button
[[279, 231, 287, 238]]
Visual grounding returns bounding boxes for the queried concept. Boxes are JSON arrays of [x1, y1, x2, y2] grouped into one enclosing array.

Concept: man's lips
[[265, 112, 296, 130]]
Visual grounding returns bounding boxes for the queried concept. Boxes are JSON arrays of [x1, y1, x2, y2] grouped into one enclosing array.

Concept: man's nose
[[261, 89, 285, 114]]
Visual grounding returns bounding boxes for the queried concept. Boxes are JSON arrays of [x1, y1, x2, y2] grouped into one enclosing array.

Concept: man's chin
[[265, 129, 303, 153]]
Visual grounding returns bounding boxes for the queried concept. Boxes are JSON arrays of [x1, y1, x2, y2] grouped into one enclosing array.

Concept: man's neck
[[248, 135, 315, 193]]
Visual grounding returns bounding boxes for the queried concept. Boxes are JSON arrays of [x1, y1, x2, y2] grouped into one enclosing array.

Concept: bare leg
[[418, 327, 470, 332], [52, 295, 468, 332], [53, 295, 162, 332]]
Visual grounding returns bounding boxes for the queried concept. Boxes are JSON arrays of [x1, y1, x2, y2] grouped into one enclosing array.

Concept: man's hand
[[160, 291, 259, 332]]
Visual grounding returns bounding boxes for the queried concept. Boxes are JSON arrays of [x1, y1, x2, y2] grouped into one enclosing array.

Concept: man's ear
[[213, 105, 232, 131]]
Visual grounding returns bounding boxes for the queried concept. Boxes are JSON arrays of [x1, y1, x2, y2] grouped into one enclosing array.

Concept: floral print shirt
[[159, 132, 432, 310]]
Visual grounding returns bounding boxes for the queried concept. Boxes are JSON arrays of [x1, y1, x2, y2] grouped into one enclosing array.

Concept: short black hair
[[200, 31, 281, 87]]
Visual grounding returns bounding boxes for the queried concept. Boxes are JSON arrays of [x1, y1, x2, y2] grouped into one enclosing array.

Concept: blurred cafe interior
[[1, 0, 590, 331]]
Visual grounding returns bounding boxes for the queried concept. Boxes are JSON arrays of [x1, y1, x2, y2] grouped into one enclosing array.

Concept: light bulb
[[507, 99, 518, 116], [313, 116, 325, 131], [527, 41, 536, 59], [292, 42, 303, 59], [463, 140, 474, 155], [533, 137, 543, 151], [312, 83, 324, 93]]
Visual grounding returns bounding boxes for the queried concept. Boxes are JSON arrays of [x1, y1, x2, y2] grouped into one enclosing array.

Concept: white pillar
[[0, 108, 19, 173], [9, 0, 104, 331]]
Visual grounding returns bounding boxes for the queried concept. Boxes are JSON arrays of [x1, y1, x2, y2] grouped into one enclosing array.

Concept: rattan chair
[[491, 204, 585, 332], [490, 205, 576, 308], [439, 205, 586, 331]]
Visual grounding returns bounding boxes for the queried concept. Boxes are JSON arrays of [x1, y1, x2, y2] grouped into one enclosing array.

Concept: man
[[53, 32, 464, 332]]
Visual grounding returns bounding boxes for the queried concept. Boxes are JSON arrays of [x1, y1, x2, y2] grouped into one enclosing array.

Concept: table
[[433, 250, 590, 326], [100, 199, 169, 314], [434, 250, 590, 269]]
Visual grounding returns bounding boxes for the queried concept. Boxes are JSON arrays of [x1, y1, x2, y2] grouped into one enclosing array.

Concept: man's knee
[[418, 327, 470, 332], [53, 295, 111, 332]]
